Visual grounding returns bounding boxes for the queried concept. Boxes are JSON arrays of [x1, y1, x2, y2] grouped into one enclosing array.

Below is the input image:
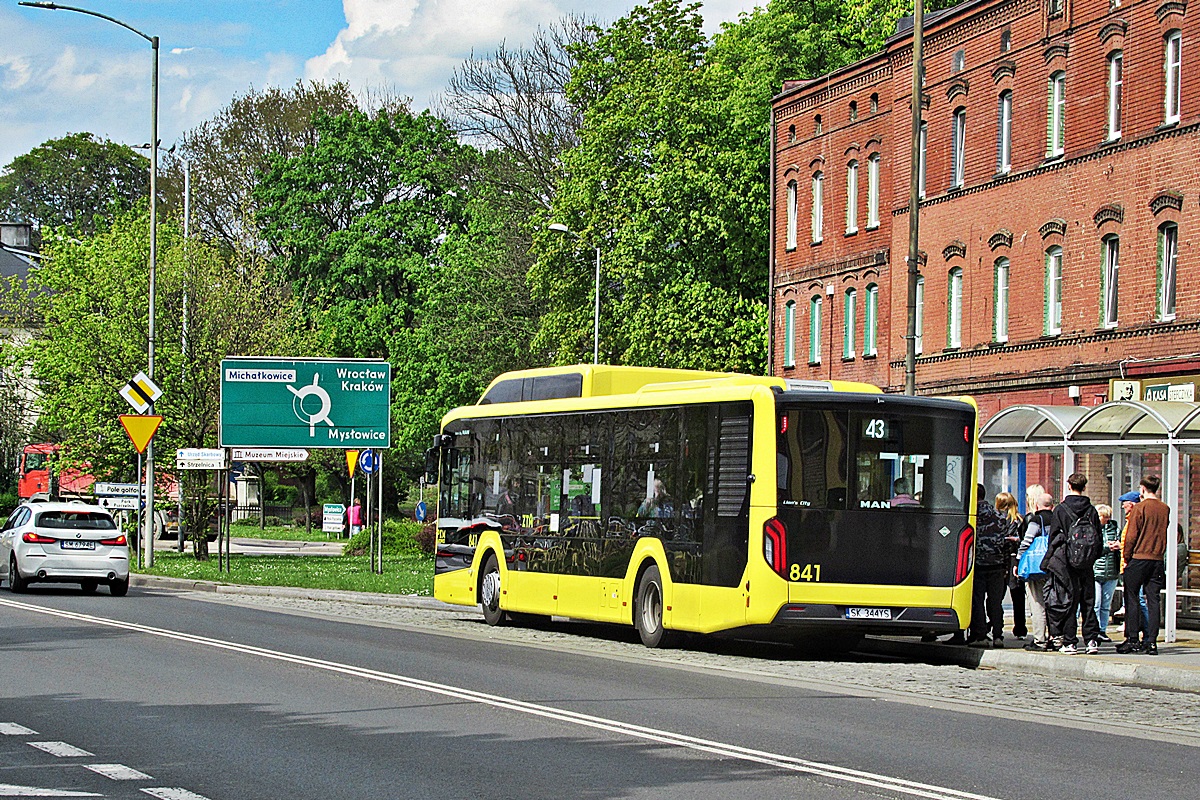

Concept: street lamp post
[[548, 223, 601, 364], [21, 2, 161, 565]]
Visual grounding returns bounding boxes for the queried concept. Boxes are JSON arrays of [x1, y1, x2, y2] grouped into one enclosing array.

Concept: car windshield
[[36, 511, 116, 530]]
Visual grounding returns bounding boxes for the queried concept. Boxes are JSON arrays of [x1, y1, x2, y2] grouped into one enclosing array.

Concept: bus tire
[[479, 552, 508, 626], [634, 564, 672, 648]]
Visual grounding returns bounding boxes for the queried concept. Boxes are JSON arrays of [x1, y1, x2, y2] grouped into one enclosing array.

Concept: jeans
[[1094, 578, 1117, 631]]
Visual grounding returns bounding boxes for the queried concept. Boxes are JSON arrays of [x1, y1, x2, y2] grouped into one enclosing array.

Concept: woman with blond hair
[[993, 491, 1025, 639]]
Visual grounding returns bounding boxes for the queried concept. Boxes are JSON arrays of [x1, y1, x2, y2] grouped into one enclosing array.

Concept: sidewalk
[[131, 574, 1200, 694]]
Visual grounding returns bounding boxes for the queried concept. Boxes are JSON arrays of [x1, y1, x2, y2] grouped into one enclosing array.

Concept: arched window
[[867, 154, 881, 229], [815, 114, 823, 135], [864, 283, 879, 356], [784, 300, 797, 367], [947, 267, 963, 348], [1045, 246, 1063, 335], [1108, 51, 1123, 140], [870, 93, 879, 114], [811, 172, 824, 243], [1165, 31, 1182, 124], [843, 288, 857, 359], [809, 296, 823, 363], [1048, 72, 1066, 157], [997, 91, 1012, 173], [788, 124, 796, 143], [846, 161, 859, 234], [951, 108, 966, 188], [1102, 234, 1120, 329], [1159, 223, 1178, 322], [786, 180, 798, 250], [994, 257, 1010, 342]]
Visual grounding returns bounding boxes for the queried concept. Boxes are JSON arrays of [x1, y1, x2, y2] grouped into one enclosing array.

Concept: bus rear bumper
[[771, 603, 962, 632]]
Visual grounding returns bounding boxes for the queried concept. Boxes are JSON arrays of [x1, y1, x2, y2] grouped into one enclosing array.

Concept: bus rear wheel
[[635, 564, 672, 648], [479, 553, 508, 626]]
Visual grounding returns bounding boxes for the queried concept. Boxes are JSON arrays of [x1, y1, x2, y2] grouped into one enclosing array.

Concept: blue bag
[[1017, 534, 1048, 579]]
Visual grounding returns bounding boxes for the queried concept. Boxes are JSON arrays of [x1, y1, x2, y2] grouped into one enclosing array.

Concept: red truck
[[17, 443, 94, 501]]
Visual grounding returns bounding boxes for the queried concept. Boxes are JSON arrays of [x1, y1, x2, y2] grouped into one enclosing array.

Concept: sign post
[[119, 371, 164, 569]]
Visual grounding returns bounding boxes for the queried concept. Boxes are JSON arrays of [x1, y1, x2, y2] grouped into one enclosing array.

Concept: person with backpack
[[1117, 475, 1170, 655], [968, 486, 1017, 647], [1042, 472, 1104, 655], [1017, 492, 1055, 650]]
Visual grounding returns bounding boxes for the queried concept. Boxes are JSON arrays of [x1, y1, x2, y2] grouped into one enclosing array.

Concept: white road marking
[[85, 764, 152, 781], [0, 723, 38, 736], [0, 597, 1000, 800], [28, 742, 92, 758], [141, 789, 211, 800], [0, 784, 100, 797]]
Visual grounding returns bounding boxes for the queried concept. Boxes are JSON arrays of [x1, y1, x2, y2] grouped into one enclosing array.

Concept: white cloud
[[0, 54, 32, 90]]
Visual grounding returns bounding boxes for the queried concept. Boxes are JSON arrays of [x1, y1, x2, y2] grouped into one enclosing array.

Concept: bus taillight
[[954, 524, 975, 584], [763, 517, 788, 577]]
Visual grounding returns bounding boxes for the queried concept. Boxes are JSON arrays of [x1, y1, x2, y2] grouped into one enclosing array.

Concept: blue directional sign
[[359, 449, 379, 474], [415, 501, 427, 522]]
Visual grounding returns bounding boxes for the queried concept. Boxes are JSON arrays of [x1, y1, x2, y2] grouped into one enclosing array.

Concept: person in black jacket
[[1041, 473, 1103, 654], [969, 486, 1017, 647]]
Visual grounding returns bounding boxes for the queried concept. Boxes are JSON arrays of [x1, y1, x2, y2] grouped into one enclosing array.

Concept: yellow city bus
[[430, 365, 978, 647]]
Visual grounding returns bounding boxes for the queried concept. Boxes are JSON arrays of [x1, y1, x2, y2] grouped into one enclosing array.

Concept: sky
[[0, 0, 763, 168]]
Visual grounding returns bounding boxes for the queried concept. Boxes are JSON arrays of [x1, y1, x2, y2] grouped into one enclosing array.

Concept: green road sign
[[220, 358, 391, 449]]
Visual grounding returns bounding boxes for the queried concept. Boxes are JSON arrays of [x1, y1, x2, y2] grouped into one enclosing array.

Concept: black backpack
[[1065, 506, 1100, 569]]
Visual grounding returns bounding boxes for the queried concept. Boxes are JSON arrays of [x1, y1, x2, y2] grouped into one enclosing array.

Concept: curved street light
[[20, 1, 161, 567], [548, 223, 601, 365]]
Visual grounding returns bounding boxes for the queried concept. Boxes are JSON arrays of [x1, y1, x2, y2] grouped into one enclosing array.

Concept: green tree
[[0, 133, 148, 244]]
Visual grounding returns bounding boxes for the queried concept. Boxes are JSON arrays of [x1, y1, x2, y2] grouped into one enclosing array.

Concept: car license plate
[[60, 540, 96, 551], [846, 607, 891, 620]]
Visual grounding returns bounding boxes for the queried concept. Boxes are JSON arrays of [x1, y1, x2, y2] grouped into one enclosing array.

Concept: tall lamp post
[[548, 223, 601, 365], [21, 2, 160, 564]]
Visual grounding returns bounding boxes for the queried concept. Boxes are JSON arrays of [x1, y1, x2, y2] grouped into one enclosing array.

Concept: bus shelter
[[979, 400, 1200, 642]]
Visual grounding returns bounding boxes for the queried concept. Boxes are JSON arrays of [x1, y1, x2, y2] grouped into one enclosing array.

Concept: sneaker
[[993, 637, 1005, 649], [1115, 639, 1143, 654], [1144, 643, 1158, 656], [1059, 643, 1078, 655], [1047, 638, 1063, 652], [1096, 632, 1112, 643], [967, 637, 990, 648], [946, 632, 967, 646], [1085, 640, 1099, 655], [1023, 641, 1047, 651], [1013, 629, 1028, 639]]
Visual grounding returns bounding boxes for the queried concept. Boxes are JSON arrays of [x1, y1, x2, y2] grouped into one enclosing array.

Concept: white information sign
[[323, 503, 346, 534], [94, 482, 140, 497], [99, 496, 139, 510], [231, 448, 310, 462], [176, 448, 229, 470]]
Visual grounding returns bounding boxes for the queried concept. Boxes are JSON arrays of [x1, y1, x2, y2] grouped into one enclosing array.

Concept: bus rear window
[[851, 412, 970, 512]]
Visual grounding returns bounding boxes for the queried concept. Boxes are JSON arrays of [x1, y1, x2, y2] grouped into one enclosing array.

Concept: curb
[[861, 636, 1200, 694], [130, 574, 458, 612]]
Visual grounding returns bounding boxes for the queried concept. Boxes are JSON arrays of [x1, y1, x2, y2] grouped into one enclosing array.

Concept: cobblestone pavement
[[191, 591, 1200, 740]]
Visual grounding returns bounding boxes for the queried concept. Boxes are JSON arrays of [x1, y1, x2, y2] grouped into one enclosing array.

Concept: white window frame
[[1046, 246, 1063, 335], [1102, 235, 1120, 329], [811, 172, 824, 243], [786, 180, 797, 250], [1165, 30, 1182, 124], [809, 296, 822, 363], [864, 283, 879, 356], [846, 161, 859, 234], [918, 123, 927, 198], [1160, 223, 1178, 322], [952, 108, 966, 188], [867, 154, 880, 228], [995, 257, 1010, 342], [915, 277, 925, 354], [843, 288, 857, 359], [948, 267, 963, 348], [1049, 72, 1066, 157], [1108, 52, 1123, 140], [998, 91, 1012, 173], [784, 300, 796, 367]]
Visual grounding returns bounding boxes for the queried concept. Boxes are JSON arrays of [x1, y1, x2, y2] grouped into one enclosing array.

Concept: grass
[[140, 519, 435, 596], [228, 521, 346, 542]]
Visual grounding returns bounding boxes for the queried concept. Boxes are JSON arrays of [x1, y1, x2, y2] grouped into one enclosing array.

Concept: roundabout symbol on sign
[[287, 372, 336, 436], [360, 448, 379, 474]]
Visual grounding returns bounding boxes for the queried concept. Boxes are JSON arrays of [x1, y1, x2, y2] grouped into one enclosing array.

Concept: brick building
[[770, 0, 1199, 421]]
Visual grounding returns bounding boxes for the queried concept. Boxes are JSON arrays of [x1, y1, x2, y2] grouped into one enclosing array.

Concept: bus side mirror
[[423, 448, 439, 484]]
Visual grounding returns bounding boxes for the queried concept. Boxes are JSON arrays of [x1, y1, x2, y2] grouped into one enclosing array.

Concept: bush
[[343, 519, 431, 558], [264, 515, 284, 527], [415, 523, 436, 555]]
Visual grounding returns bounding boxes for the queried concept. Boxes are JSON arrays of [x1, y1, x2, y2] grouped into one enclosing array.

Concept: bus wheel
[[635, 564, 672, 648], [479, 553, 507, 626]]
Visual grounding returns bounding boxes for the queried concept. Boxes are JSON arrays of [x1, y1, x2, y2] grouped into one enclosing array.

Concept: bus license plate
[[60, 540, 96, 551], [846, 607, 891, 620]]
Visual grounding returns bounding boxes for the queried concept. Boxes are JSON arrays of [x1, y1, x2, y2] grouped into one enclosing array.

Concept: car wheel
[[479, 553, 507, 626], [80, 580, 98, 594], [109, 577, 129, 597], [634, 564, 672, 648], [9, 555, 28, 593]]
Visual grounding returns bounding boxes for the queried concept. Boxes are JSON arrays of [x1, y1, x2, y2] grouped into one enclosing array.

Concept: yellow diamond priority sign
[[119, 414, 163, 454]]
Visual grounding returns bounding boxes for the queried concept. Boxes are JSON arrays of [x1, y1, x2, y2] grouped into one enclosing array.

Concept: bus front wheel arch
[[478, 551, 508, 627], [634, 563, 672, 648]]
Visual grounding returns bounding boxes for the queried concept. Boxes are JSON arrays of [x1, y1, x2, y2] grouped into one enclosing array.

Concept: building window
[[1048, 72, 1066, 157], [843, 288, 857, 359], [1108, 52, 1123, 140], [1049, 0, 1063, 17], [812, 172, 824, 243], [786, 180, 798, 250], [947, 267, 963, 348], [864, 283, 878, 356], [1102, 235, 1120, 329], [997, 91, 1012, 173], [815, 114, 823, 134], [1159, 223, 1178, 321], [953, 49, 966, 73], [788, 124, 796, 143], [867, 154, 880, 229], [1001, 28, 1011, 53], [915, 277, 925, 354], [870, 93, 879, 114], [809, 296, 822, 363], [846, 161, 859, 234], [918, 122, 927, 198], [1165, 31, 1182, 125], [784, 300, 796, 367], [951, 108, 966, 188], [994, 257, 1010, 342], [849, 100, 858, 121], [1045, 246, 1063, 335]]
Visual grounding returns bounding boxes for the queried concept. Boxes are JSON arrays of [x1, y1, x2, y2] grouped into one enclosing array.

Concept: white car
[[0, 501, 130, 596]]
